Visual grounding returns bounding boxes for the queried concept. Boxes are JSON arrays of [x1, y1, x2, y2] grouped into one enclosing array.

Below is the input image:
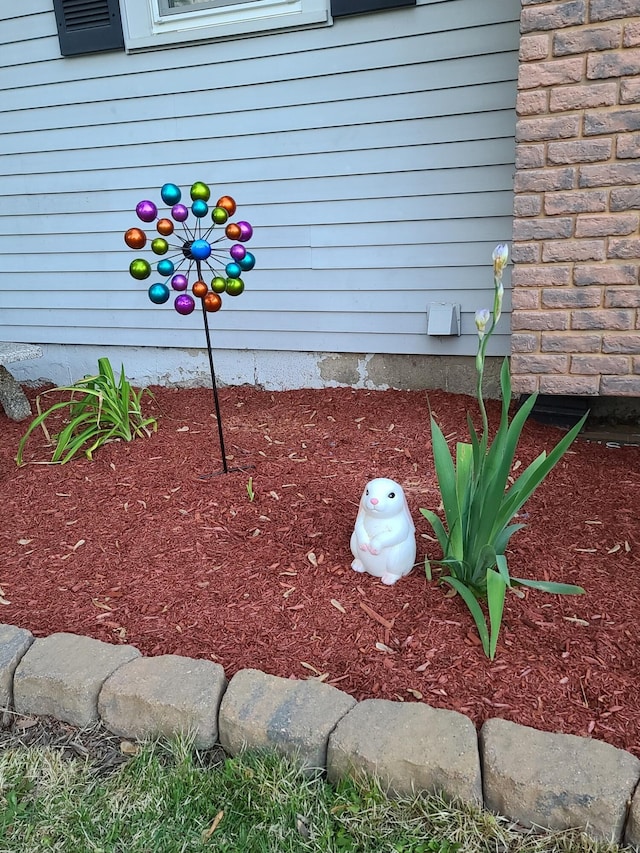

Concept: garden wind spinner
[[125, 182, 256, 474]]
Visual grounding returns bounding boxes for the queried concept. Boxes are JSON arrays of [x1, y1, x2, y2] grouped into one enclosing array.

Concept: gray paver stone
[[327, 698, 482, 805], [98, 654, 227, 748], [13, 632, 141, 727], [218, 668, 356, 771], [625, 785, 640, 851], [481, 718, 640, 843], [0, 624, 34, 724]]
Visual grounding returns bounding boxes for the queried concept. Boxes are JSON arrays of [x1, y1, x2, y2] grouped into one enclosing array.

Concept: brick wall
[[511, 0, 640, 396]]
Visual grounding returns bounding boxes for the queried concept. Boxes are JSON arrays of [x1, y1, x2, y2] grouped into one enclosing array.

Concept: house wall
[[0, 0, 520, 391], [511, 0, 640, 397]]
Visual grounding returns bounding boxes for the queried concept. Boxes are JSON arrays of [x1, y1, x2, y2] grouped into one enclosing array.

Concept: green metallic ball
[[225, 277, 244, 296], [151, 238, 169, 255], [211, 276, 227, 293], [190, 181, 210, 202], [130, 258, 151, 280], [211, 206, 229, 225]]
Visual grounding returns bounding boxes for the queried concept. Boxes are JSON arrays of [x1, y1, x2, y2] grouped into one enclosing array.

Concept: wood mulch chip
[[1, 385, 639, 759]]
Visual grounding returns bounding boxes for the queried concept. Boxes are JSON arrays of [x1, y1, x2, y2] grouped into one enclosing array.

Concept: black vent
[[53, 0, 124, 56], [331, 0, 415, 18], [519, 394, 591, 430]]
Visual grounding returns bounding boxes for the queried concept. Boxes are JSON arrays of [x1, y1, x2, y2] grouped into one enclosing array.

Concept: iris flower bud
[[475, 308, 491, 340], [492, 243, 509, 277]]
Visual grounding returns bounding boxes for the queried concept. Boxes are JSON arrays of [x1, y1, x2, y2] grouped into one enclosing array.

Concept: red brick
[[544, 190, 607, 215], [514, 195, 543, 217], [512, 264, 572, 287], [512, 243, 542, 264], [542, 288, 602, 308], [539, 375, 600, 394], [541, 332, 602, 352], [605, 287, 640, 307], [513, 218, 573, 241], [571, 308, 634, 329], [610, 187, 640, 211], [571, 354, 630, 373], [542, 240, 605, 262], [620, 78, 640, 103], [550, 81, 618, 111], [511, 333, 540, 352], [514, 167, 576, 193], [617, 131, 640, 158], [520, 34, 551, 61], [600, 375, 640, 394], [511, 354, 569, 374], [553, 24, 621, 55], [623, 22, 640, 47], [575, 213, 639, 237], [512, 310, 570, 331], [519, 57, 584, 89], [517, 90, 549, 116], [516, 115, 580, 142], [574, 263, 638, 285], [590, 0, 640, 23], [521, 1, 586, 33], [511, 290, 540, 310], [547, 138, 612, 164], [587, 48, 640, 79], [632, 355, 640, 372], [579, 162, 640, 188], [510, 375, 540, 395], [584, 108, 640, 135], [515, 144, 546, 170], [608, 238, 640, 259], [602, 332, 640, 352]]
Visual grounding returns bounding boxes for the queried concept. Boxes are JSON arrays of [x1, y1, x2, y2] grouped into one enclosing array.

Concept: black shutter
[[331, 0, 415, 18], [53, 0, 124, 56]]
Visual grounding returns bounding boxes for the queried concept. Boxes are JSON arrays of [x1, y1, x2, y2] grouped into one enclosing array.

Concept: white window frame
[[119, 0, 331, 51]]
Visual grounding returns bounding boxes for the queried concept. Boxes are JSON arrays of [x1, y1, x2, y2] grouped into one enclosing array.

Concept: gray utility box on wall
[[427, 303, 461, 336]]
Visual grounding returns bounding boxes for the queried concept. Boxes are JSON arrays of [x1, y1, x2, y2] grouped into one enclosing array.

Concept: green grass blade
[[419, 508, 450, 554], [513, 577, 585, 595], [486, 568, 507, 660], [442, 577, 490, 657], [430, 416, 462, 559]]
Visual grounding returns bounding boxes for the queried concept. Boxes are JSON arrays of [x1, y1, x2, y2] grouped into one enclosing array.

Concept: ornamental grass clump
[[16, 357, 157, 465], [421, 245, 586, 659]]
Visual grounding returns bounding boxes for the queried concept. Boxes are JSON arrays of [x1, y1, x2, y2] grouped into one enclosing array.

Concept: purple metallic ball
[[229, 243, 247, 261], [136, 200, 158, 223], [237, 221, 253, 242], [171, 274, 188, 291], [174, 294, 195, 315], [172, 204, 189, 222]]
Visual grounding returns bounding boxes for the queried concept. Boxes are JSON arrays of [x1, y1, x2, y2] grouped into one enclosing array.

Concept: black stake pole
[[197, 260, 228, 475]]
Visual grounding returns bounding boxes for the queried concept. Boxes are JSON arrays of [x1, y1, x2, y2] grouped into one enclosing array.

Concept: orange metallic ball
[[204, 292, 222, 312], [217, 195, 237, 216], [157, 218, 174, 236], [124, 228, 146, 250], [192, 280, 208, 298], [225, 223, 241, 240]]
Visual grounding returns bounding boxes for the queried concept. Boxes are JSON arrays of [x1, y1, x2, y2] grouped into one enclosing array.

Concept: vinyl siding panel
[[0, 0, 519, 358]]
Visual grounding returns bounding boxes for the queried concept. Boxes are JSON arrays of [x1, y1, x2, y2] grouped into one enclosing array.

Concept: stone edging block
[[13, 632, 141, 727], [0, 624, 33, 724], [327, 698, 482, 805], [481, 717, 640, 844], [98, 654, 227, 749], [218, 667, 356, 771]]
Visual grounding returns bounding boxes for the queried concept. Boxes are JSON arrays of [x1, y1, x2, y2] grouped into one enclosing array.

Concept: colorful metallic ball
[[124, 228, 146, 250], [211, 206, 228, 225], [136, 200, 157, 223], [225, 223, 241, 240], [225, 262, 242, 279], [229, 243, 246, 261], [151, 237, 169, 255], [190, 182, 211, 202], [161, 183, 182, 205], [148, 283, 170, 304], [225, 277, 244, 296], [204, 292, 222, 313], [192, 280, 208, 298], [174, 294, 195, 315], [217, 195, 237, 216], [211, 276, 226, 293], [238, 251, 256, 271], [157, 218, 174, 236], [157, 259, 175, 277], [129, 258, 151, 280], [172, 204, 189, 222], [171, 274, 188, 291], [191, 200, 208, 218], [191, 239, 212, 261], [237, 221, 253, 242]]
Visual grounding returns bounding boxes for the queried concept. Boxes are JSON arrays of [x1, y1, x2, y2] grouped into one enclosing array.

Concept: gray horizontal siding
[[0, 0, 519, 357]]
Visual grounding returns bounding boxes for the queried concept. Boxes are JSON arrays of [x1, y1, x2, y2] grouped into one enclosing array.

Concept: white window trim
[[119, 0, 330, 51]]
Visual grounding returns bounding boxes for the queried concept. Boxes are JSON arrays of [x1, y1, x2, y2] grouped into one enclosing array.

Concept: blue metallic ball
[[225, 262, 242, 278], [238, 251, 256, 271], [191, 239, 212, 261], [192, 200, 208, 218], [148, 283, 170, 304], [161, 183, 182, 206], [157, 259, 175, 277]]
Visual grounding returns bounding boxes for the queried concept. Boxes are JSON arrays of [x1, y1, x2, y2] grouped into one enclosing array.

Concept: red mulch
[[1, 385, 639, 758]]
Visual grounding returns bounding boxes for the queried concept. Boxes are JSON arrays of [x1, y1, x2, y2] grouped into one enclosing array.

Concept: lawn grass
[[0, 735, 633, 853]]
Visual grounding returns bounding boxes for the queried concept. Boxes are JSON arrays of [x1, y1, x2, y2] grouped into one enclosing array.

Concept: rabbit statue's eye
[[388, 492, 395, 499], [365, 488, 369, 495]]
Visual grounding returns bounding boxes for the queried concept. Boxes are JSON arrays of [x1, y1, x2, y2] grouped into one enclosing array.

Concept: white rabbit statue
[[350, 477, 416, 585]]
